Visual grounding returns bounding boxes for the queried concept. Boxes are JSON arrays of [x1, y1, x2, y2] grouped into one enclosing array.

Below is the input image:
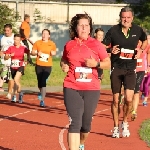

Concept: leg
[[80, 90, 100, 147], [110, 68, 123, 128], [132, 71, 145, 120], [121, 70, 136, 137], [40, 66, 52, 101], [63, 88, 84, 150]]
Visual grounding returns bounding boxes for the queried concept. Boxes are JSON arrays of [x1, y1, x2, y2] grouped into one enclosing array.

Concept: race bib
[[39, 53, 49, 62], [120, 48, 134, 59], [136, 59, 142, 68], [75, 67, 92, 82], [11, 59, 20, 67]]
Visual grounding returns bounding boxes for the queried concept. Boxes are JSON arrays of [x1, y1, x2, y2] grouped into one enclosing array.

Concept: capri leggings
[[140, 73, 150, 97], [134, 71, 145, 93], [35, 65, 52, 88], [63, 87, 100, 133]]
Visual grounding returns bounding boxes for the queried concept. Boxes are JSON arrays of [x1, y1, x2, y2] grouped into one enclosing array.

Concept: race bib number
[[136, 59, 142, 67], [39, 53, 49, 62], [120, 48, 134, 59], [75, 67, 92, 82], [11, 59, 20, 67]]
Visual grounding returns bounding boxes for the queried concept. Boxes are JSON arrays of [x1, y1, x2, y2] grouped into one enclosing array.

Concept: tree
[[131, 0, 150, 33], [0, 3, 21, 34]]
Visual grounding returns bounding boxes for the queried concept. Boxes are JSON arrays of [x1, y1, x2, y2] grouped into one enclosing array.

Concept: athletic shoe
[[131, 110, 137, 121], [11, 95, 17, 103], [143, 101, 147, 106], [0, 87, 4, 92], [79, 145, 84, 150], [40, 100, 45, 107], [38, 92, 42, 101], [19, 92, 23, 103], [6, 93, 11, 99], [111, 127, 120, 138], [121, 122, 130, 137]]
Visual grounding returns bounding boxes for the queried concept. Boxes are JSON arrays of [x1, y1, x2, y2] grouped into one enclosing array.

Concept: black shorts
[[110, 67, 136, 94], [97, 68, 103, 80], [11, 66, 24, 79], [134, 71, 145, 93]]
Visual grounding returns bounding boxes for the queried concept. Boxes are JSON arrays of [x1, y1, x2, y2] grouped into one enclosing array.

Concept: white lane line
[[0, 110, 37, 122]]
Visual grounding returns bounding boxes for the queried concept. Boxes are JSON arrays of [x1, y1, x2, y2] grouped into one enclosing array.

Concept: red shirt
[[5, 45, 29, 69], [62, 37, 108, 90]]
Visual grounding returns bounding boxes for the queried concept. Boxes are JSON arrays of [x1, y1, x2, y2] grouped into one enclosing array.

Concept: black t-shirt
[[102, 23, 147, 70]]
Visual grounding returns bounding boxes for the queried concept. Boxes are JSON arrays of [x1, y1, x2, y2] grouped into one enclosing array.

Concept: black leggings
[[35, 65, 52, 88], [63, 87, 100, 133]]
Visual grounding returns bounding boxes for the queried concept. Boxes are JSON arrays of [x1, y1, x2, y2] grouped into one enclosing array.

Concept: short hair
[[24, 14, 30, 20], [42, 29, 50, 35], [69, 13, 93, 40], [14, 34, 21, 38], [119, 7, 134, 17], [4, 24, 12, 29], [95, 28, 104, 34]]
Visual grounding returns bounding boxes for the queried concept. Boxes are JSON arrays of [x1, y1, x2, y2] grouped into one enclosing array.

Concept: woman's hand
[[61, 64, 69, 72], [85, 56, 97, 68], [38, 51, 42, 56], [51, 50, 56, 56]]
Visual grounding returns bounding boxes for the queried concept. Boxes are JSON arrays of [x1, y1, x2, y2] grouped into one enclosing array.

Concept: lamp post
[[67, 0, 69, 23], [16, 0, 19, 21], [24, 0, 25, 15]]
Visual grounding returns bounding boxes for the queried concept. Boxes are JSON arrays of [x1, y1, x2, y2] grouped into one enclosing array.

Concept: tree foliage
[[0, 3, 21, 34], [131, 0, 150, 33]]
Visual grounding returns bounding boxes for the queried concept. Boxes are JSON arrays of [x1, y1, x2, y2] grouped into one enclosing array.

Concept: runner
[[102, 7, 147, 138], [131, 39, 150, 120], [0, 24, 15, 99], [140, 35, 150, 106], [94, 28, 104, 82], [60, 14, 110, 150], [31, 29, 56, 107], [20, 14, 34, 66], [4, 34, 30, 103]]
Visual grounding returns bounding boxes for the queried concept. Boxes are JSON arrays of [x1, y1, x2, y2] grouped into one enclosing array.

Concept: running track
[[0, 90, 150, 150]]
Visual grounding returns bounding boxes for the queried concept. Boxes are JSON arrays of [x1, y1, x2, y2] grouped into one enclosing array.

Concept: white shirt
[[0, 33, 14, 65]]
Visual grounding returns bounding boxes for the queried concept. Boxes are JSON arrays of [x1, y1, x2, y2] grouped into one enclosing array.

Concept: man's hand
[[51, 50, 56, 56], [85, 56, 97, 68], [134, 48, 142, 59], [38, 51, 42, 56], [111, 45, 120, 54]]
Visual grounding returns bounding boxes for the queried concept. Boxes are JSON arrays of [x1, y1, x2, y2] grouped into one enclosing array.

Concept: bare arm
[[60, 58, 69, 73]]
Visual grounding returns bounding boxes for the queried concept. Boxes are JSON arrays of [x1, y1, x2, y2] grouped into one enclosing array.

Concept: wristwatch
[[96, 62, 100, 68]]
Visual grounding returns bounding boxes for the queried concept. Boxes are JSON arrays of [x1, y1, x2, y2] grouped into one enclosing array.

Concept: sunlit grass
[[139, 119, 150, 147]]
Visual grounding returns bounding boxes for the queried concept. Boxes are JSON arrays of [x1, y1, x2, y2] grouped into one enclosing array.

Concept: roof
[[1, 0, 142, 4]]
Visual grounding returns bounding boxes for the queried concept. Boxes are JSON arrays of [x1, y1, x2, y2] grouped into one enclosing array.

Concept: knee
[[80, 123, 91, 133], [69, 118, 82, 133]]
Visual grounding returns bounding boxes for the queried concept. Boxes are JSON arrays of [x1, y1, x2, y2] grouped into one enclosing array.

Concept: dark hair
[[24, 14, 30, 20], [4, 24, 12, 29], [119, 7, 134, 17], [95, 28, 104, 34], [69, 13, 93, 40], [14, 34, 21, 38], [42, 29, 50, 35]]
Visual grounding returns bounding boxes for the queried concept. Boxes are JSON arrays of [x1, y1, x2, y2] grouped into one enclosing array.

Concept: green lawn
[[5, 57, 110, 87], [139, 119, 150, 147]]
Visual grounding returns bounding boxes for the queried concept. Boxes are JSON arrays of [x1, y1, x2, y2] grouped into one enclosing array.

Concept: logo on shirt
[[132, 35, 136, 37]]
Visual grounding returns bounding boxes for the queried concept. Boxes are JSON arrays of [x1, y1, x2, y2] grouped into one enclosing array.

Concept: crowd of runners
[[0, 6, 150, 150]]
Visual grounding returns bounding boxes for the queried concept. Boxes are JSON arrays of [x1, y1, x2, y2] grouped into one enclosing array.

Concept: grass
[[139, 119, 150, 147], [4, 57, 111, 87]]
